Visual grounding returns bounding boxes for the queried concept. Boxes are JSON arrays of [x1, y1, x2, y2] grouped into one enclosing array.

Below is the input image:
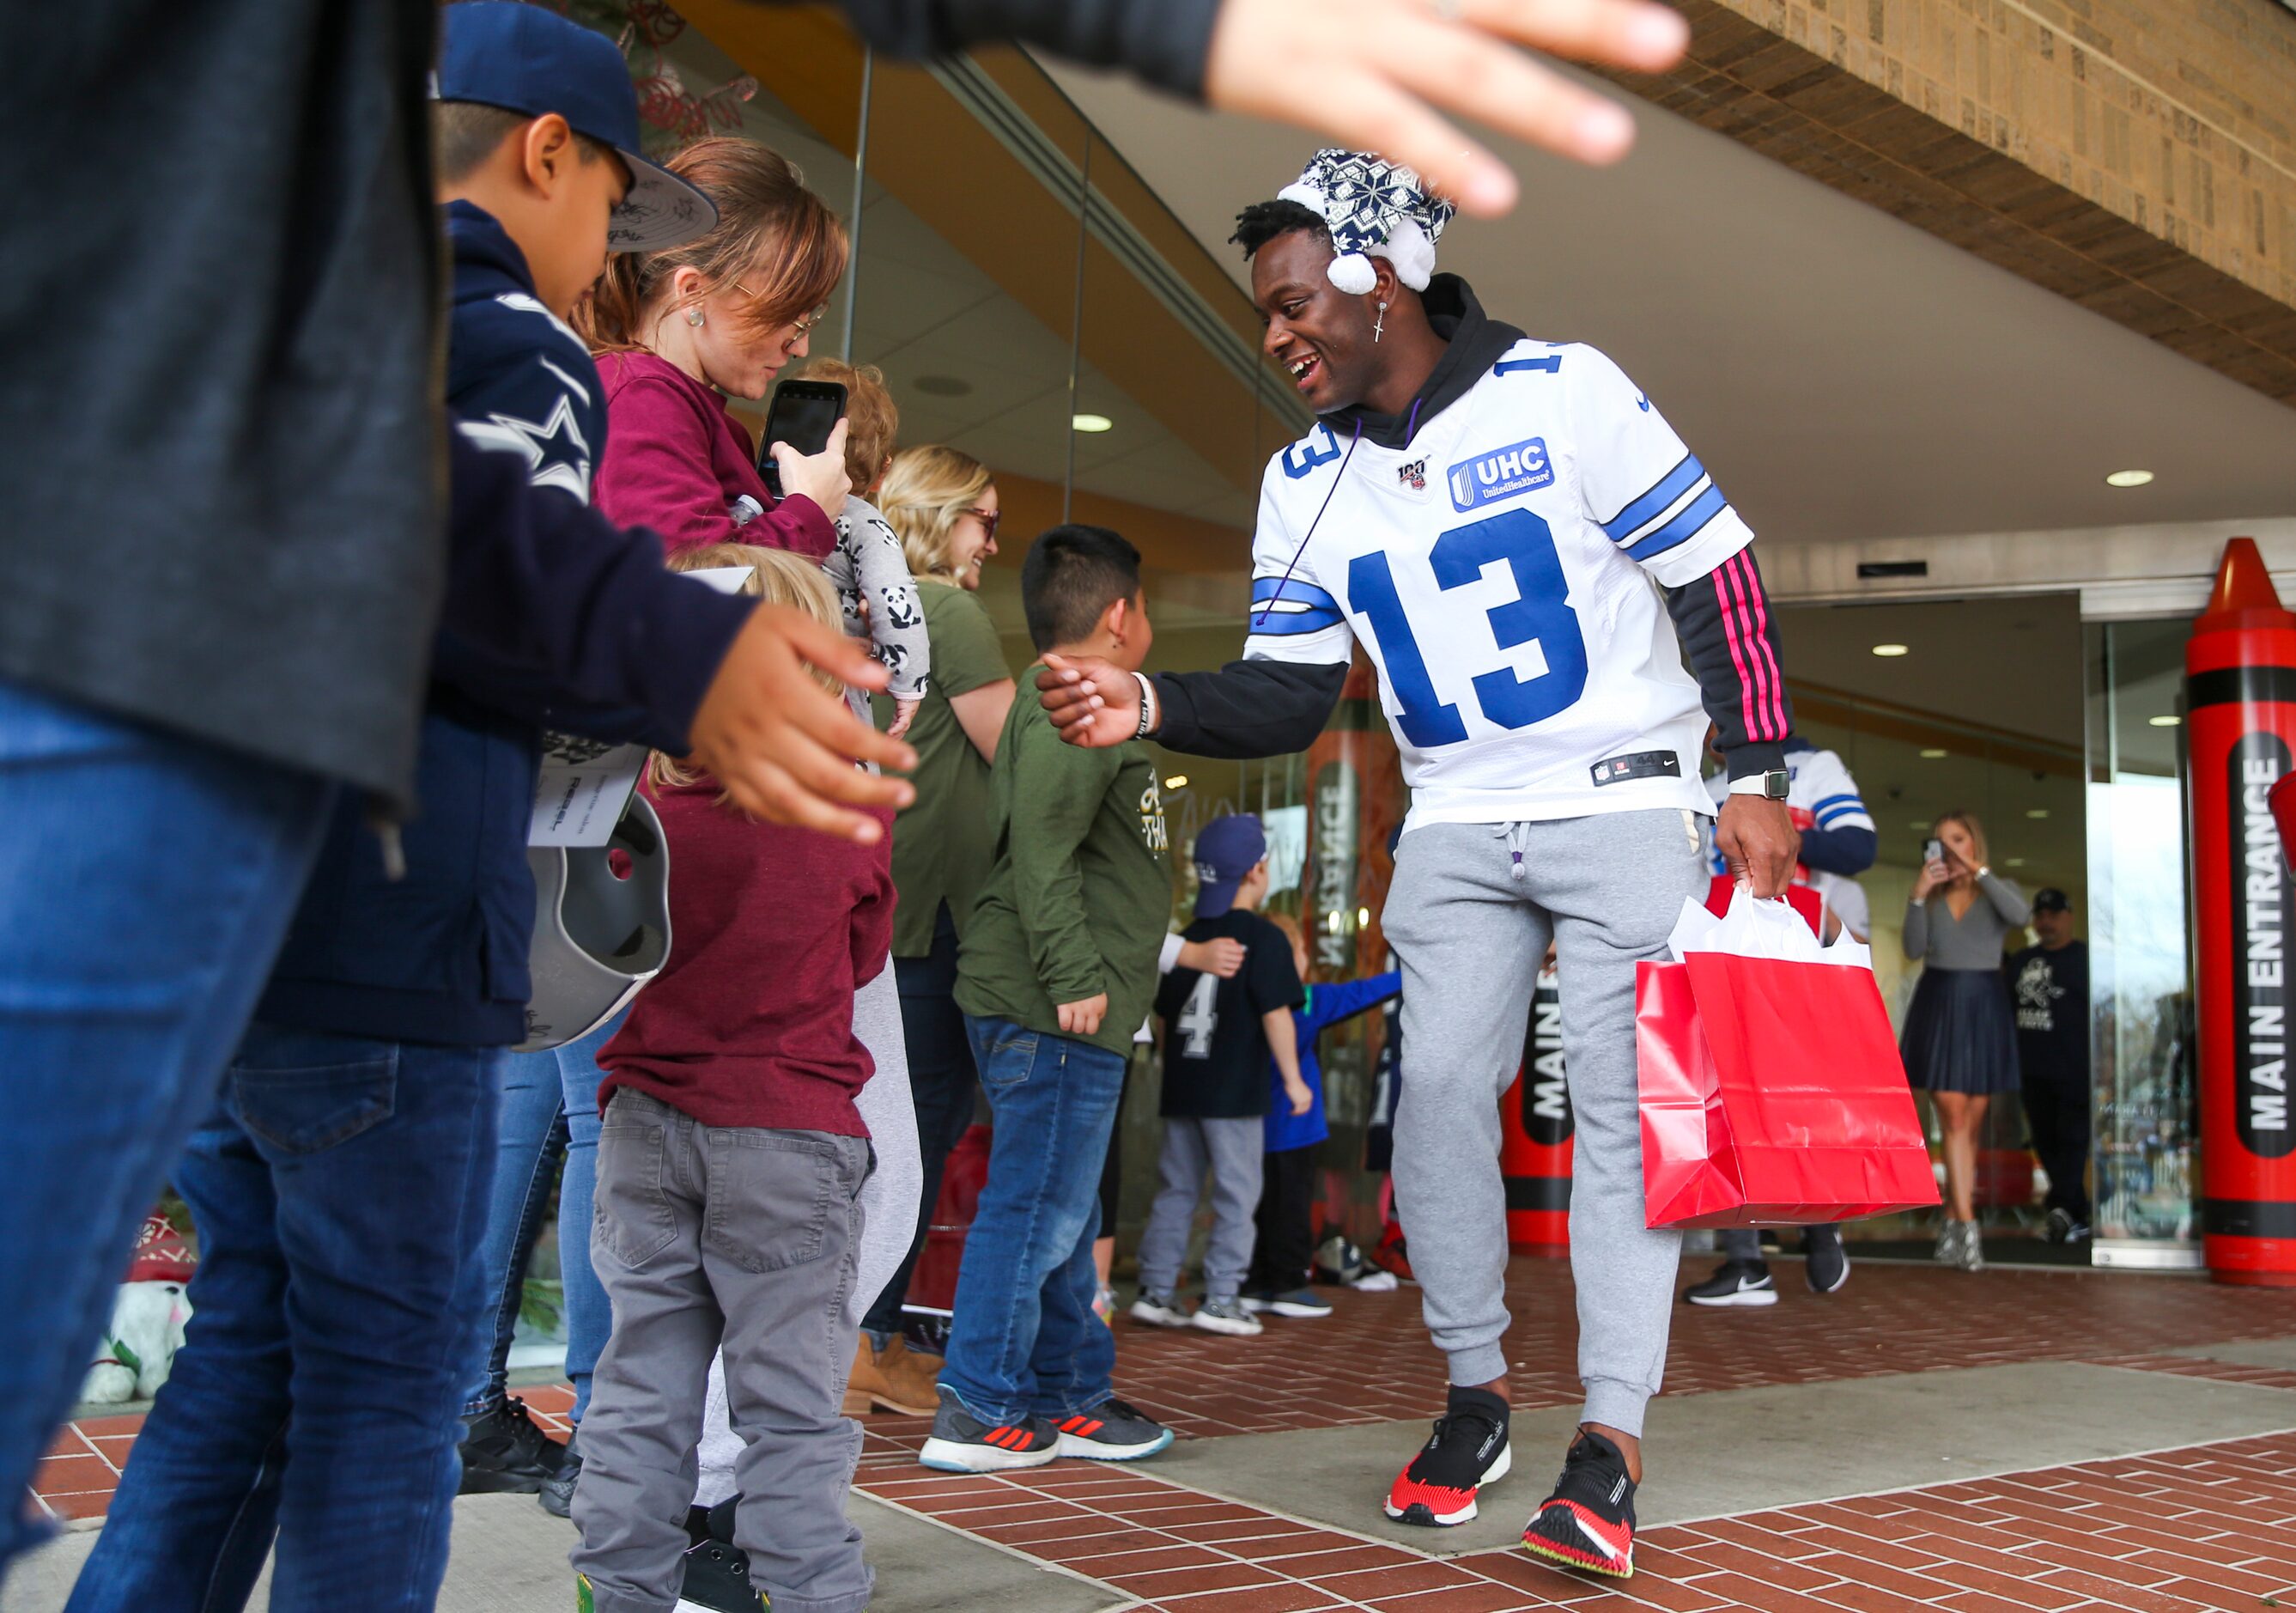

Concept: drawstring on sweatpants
[[1496, 820, 1532, 881]]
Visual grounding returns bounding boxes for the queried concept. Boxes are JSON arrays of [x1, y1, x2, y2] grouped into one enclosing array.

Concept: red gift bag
[[1638, 894, 1938, 1230]]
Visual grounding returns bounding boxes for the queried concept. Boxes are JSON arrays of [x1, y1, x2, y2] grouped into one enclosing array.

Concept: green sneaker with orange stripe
[[919, 1389, 1059, 1473]]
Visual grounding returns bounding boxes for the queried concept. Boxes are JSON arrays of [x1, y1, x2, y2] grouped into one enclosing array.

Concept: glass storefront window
[[2086, 619, 2200, 1263]]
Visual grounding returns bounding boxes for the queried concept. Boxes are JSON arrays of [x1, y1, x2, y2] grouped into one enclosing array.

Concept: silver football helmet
[[519, 793, 671, 1052]]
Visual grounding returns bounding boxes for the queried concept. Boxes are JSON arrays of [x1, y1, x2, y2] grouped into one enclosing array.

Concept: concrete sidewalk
[[9, 1491, 1125, 1613]]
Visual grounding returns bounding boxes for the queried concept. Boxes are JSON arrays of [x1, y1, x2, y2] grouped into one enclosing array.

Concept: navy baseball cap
[[2032, 887, 2071, 914], [434, 3, 717, 252], [1193, 814, 1268, 918]]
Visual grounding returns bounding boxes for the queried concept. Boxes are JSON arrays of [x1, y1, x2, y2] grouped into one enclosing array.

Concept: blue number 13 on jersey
[[1345, 508, 1588, 748]]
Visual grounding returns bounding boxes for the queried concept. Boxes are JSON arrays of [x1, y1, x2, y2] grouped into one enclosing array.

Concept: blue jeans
[[0, 679, 331, 1580], [462, 1013, 623, 1421], [66, 1026, 501, 1613], [938, 1018, 1126, 1426]]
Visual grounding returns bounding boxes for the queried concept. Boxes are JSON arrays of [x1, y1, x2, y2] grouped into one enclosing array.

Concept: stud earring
[[686, 308, 706, 327], [1373, 300, 1388, 343]]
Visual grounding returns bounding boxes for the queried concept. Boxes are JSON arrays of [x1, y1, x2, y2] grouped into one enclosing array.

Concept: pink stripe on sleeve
[[1713, 561, 1762, 746], [1736, 551, 1789, 740]]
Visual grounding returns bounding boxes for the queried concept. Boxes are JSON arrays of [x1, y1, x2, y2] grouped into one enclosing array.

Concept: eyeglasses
[[729, 283, 829, 340], [963, 507, 1000, 541]]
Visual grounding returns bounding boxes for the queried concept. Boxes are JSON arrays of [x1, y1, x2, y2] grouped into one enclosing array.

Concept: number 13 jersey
[[1245, 339, 1775, 830]]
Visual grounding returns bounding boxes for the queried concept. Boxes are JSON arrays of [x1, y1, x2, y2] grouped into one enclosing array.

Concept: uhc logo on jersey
[[1449, 437, 1553, 512]]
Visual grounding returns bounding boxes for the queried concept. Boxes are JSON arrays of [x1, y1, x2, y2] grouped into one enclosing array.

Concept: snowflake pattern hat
[[1278, 149, 1457, 296]]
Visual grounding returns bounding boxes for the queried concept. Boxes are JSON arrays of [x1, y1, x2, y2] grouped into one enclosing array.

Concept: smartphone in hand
[[756, 378, 847, 500]]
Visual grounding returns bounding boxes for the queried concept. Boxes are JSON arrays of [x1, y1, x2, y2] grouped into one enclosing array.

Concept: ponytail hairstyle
[[649, 544, 843, 798], [878, 444, 993, 581], [579, 137, 847, 354]]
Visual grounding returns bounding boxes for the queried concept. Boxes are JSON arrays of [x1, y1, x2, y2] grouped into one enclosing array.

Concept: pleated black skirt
[[1900, 965, 2020, 1095]]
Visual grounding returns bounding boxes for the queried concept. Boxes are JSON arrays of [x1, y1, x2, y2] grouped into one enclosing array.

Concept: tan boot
[[872, 1340, 943, 1417], [844, 1336, 890, 1416]]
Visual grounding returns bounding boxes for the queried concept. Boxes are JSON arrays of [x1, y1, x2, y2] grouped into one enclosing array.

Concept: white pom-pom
[[1277, 181, 1326, 213], [1374, 221, 1437, 291], [1327, 252, 1377, 295]]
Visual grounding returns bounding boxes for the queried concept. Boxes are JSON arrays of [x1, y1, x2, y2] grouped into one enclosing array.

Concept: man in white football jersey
[[1036, 149, 1798, 1580]]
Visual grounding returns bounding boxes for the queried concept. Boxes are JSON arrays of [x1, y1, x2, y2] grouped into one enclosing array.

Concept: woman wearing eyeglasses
[[582, 137, 853, 557], [561, 137, 925, 1551], [847, 445, 1015, 1410]]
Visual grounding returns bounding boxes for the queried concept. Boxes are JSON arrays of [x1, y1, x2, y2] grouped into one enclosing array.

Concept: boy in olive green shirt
[[926, 526, 1175, 1474]]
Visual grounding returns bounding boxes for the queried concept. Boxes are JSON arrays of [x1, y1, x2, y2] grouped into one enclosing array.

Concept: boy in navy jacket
[[1244, 912, 1401, 1316]]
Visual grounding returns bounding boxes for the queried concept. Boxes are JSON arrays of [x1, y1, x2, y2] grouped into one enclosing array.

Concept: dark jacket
[[258, 204, 635, 1047], [1149, 277, 1795, 782], [0, 0, 1218, 807]]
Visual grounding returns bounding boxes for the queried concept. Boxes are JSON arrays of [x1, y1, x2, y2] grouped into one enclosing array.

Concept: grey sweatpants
[[1386, 812, 1704, 1437], [572, 1091, 874, 1613], [1136, 1116, 1265, 1300]]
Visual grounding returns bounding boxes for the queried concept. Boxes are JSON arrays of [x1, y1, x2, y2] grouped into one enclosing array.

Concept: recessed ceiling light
[[2105, 468, 2154, 488], [2006, 858, 2027, 867], [1072, 412, 1114, 433], [1908, 820, 1931, 831], [913, 374, 972, 397], [1920, 748, 1948, 759], [2149, 715, 2182, 727], [1872, 643, 1910, 658], [1163, 775, 1188, 789], [1357, 906, 1372, 928], [2026, 808, 2050, 819]]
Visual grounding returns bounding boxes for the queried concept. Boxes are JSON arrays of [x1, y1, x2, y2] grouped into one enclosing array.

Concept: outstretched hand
[[1202, 0, 1692, 216], [1036, 654, 1142, 749], [689, 603, 916, 843]]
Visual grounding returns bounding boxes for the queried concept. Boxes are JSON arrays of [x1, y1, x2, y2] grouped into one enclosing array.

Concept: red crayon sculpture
[[2189, 538, 2296, 1286], [1501, 967, 1572, 1251]]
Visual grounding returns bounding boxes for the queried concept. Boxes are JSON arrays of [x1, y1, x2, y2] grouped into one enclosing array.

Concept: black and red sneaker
[[919, 1388, 1058, 1473], [1382, 1387, 1511, 1526], [1520, 1429, 1637, 1578]]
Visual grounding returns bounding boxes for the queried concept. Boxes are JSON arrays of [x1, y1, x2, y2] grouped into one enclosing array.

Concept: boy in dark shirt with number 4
[[1134, 814, 1308, 1337]]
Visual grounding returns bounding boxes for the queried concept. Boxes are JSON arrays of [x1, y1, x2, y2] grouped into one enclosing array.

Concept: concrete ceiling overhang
[[1041, 57, 2296, 548]]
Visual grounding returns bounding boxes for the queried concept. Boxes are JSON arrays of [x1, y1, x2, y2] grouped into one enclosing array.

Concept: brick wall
[[1730, 0, 2296, 307], [1612, 0, 2296, 403]]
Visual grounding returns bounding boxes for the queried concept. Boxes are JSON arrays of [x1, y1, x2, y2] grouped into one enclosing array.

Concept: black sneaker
[[1803, 1228, 1850, 1295], [918, 1387, 1059, 1473], [457, 1395, 566, 1494], [538, 1427, 581, 1519], [1052, 1397, 1174, 1461], [1520, 1428, 1637, 1578], [1382, 1386, 1511, 1526], [1681, 1261, 1777, 1307], [676, 1537, 762, 1612]]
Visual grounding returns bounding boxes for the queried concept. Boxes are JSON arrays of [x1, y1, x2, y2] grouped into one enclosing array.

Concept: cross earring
[[1373, 300, 1388, 343]]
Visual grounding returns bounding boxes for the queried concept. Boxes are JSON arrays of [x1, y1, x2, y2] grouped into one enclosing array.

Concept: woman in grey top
[[1901, 810, 2030, 1272]]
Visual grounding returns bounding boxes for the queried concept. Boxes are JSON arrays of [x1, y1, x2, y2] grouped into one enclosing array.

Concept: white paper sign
[[529, 732, 647, 848]]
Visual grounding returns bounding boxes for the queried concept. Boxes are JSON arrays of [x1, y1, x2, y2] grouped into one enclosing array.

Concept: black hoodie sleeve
[[1661, 545, 1793, 782], [428, 426, 754, 756], [1148, 657, 1350, 758], [815, 0, 1222, 98]]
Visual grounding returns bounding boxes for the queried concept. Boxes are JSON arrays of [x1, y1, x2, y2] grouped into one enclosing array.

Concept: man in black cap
[[2007, 890, 2092, 1243]]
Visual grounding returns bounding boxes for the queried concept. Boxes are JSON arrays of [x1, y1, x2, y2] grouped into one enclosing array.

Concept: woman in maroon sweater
[[580, 137, 852, 558]]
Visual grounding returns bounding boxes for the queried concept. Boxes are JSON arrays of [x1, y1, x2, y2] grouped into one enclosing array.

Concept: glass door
[[2085, 619, 2200, 1265]]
